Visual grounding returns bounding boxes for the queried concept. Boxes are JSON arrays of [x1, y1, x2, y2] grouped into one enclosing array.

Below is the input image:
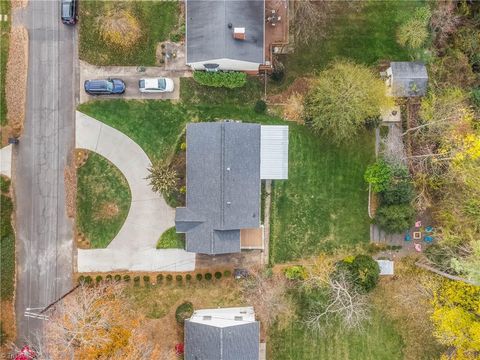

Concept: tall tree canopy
[[304, 61, 391, 143]]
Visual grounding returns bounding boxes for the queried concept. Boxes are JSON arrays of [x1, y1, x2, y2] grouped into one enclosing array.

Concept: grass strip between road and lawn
[[79, 1, 179, 66], [0, 0, 11, 126], [78, 99, 373, 262], [76, 152, 131, 249], [156, 227, 185, 249], [0, 176, 14, 300]]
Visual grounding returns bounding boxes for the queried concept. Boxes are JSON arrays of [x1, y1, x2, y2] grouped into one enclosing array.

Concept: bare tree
[[430, 0, 461, 47], [242, 268, 294, 329], [303, 271, 370, 332]]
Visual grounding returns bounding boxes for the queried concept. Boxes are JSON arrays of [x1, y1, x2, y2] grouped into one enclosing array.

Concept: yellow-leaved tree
[[431, 280, 480, 360]]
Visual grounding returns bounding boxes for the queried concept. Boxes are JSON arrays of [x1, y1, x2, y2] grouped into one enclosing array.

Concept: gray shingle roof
[[186, 0, 264, 64], [185, 320, 260, 360], [176, 122, 261, 255], [390, 62, 428, 97]]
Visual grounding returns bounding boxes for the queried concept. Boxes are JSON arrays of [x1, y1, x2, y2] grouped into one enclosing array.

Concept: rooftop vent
[[203, 316, 212, 320], [233, 27, 246, 40], [234, 316, 243, 321]]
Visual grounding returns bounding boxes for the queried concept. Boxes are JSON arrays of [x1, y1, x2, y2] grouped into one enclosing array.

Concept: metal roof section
[[388, 62, 428, 97], [260, 125, 289, 179]]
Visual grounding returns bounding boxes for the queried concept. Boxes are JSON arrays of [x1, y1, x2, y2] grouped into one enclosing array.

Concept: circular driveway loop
[[75, 111, 195, 272]]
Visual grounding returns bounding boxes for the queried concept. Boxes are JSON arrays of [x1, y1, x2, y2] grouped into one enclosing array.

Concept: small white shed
[[377, 260, 394, 276]]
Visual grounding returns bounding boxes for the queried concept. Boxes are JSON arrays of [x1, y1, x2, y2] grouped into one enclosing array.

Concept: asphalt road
[[14, 0, 76, 345]]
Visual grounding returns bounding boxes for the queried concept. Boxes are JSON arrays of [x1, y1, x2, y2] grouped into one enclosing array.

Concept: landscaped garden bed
[[76, 151, 131, 248]]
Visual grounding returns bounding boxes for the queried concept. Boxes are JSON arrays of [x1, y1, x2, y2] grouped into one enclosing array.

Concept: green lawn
[[280, 0, 423, 82], [79, 0, 179, 66], [77, 152, 131, 248], [0, 0, 11, 125], [270, 127, 374, 263], [0, 177, 14, 300], [156, 227, 185, 249], [268, 311, 404, 360], [78, 100, 189, 162]]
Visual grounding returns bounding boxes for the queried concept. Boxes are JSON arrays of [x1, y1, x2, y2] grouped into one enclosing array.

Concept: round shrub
[[143, 275, 150, 283], [134, 276, 140, 282], [84, 276, 92, 284], [223, 270, 231, 278], [186, 274, 192, 281], [380, 180, 414, 205], [106, 274, 113, 282], [254, 100, 267, 114], [214, 271, 222, 279], [176, 275, 183, 282], [123, 275, 131, 282], [271, 61, 285, 82], [284, 265, 307, 280], [114, 274, 122, 281], [175, 302, 194, 325], [196, 273, 203, 281], [166, 274, 173, 282], [375, 204, 416, 234], [156, 274, 164, 283], [78, 275, 85, 283], [180, 142, 187, 151], [364, 160, 392, 193], [205, 273, 212, 280], [96, 275, 103, 283], [350, 255, 380, 292]]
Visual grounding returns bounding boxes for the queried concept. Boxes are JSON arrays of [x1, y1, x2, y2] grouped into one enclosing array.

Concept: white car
[[138, 77, 174, 93]]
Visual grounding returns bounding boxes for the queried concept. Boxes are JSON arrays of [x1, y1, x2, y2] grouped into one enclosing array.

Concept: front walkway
[[76, 111, 195, 272], [79, 60, 192, 104]]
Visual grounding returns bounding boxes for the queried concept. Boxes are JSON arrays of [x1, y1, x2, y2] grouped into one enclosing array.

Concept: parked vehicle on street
[[61, 0, 78, 25], [138, 77, 174, 93], [84, 79, 126, 95]]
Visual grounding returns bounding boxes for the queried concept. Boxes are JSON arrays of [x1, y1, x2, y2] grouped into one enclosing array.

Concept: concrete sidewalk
[[76, 111, 195, 271], [0, 145, 12, 177], [79, 60, 192, 104]]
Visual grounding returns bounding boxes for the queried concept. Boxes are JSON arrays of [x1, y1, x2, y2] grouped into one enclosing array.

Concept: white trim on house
[[260, 125, 289, 180], [189, 307, 256, 328], [187, 58, 262, 72]]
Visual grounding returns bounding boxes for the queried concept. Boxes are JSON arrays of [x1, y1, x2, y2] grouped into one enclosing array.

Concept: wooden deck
[[265, 0, 289, 63]]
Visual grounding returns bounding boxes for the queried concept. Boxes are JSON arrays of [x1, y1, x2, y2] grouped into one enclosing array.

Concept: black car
[[84, 79, 126, 95], [61, 0, 77, 25]]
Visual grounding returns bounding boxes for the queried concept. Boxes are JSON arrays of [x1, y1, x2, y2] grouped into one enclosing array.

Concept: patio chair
[[404, 233, 411, 241], [425, 226, 434, 233], [414, 243, 422, 252], [424, 236, 433, 243], [415, 220, 422, 228]]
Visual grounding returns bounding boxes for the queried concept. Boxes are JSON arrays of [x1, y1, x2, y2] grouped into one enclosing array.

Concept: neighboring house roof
[[186, 0, 265, 65], [185, 307, 260, 360], [389, 62, 428, 97], [176, 122, 261, 255]]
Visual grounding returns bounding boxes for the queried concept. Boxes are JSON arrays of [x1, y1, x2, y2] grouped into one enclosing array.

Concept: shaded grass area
[[0, 178, 14, 300], [268, 310, 404, 360], [156, 227, 185, 249], [79, 100, 373, 260], [270, 127, 374, 263], [0, 0, 11, 125], [279, 0, 423, 83], [79, 0, 178, 66], [77, 152, 131, 248]]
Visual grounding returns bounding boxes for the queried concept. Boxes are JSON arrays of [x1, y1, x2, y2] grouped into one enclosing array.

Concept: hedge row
[[77, 270, 233, 286], [193, 71, 247, 89]]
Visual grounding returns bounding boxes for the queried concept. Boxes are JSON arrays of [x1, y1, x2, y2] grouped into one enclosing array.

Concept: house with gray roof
[[186, 0, 265, 72], [386, 62, 428, 97], [185, 306, 260, 360], [175, 121, 288, 255]]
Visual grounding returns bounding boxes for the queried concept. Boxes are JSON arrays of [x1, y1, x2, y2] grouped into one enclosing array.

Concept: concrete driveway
[[79, 60, 191, 104], [76, 111, 195, 272]]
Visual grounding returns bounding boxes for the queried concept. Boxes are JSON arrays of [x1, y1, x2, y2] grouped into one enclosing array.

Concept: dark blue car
[[84, 79, 126, 95]]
